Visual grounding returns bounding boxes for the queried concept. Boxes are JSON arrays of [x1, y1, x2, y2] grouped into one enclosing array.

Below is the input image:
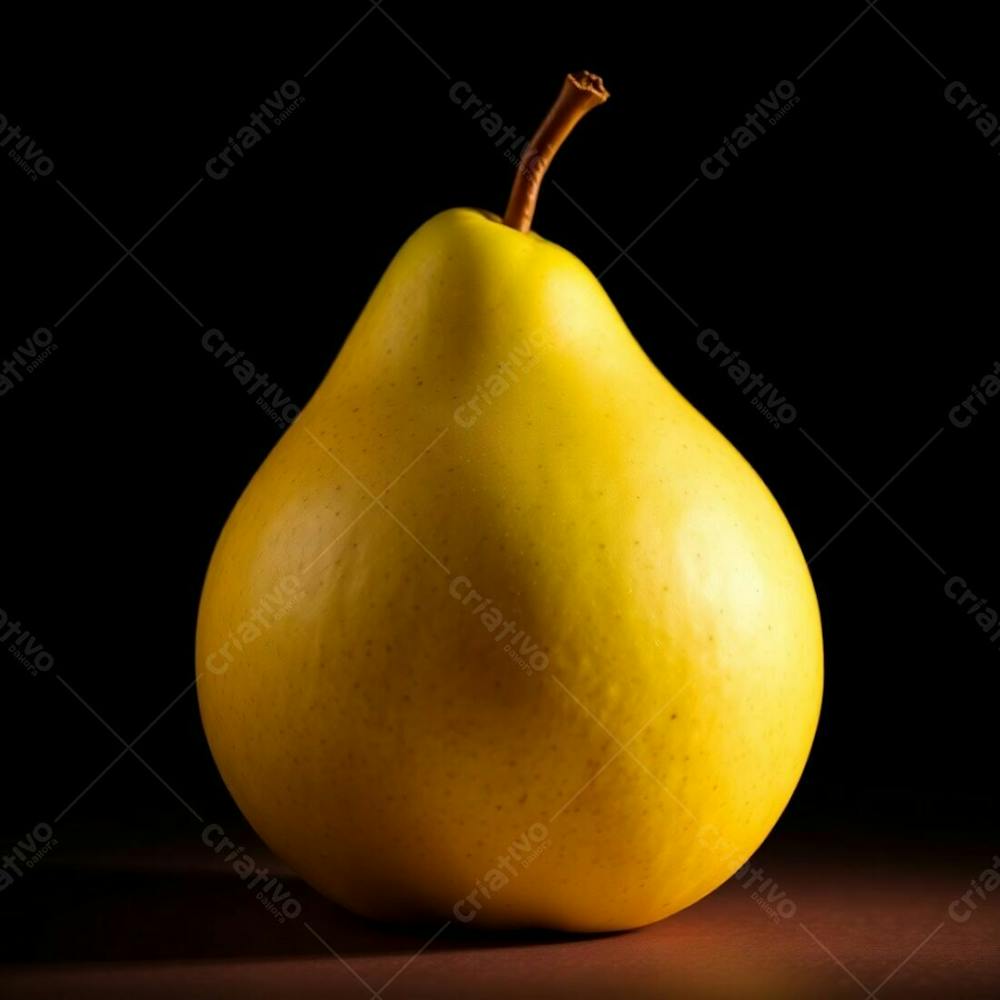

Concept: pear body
[[196, 209, 822, 932]]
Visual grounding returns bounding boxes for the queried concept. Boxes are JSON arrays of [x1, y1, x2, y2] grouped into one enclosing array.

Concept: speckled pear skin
[[196, 208, 823, 931]]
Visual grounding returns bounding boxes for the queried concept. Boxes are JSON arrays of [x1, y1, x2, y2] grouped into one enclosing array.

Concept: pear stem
[[503, 71, 609, 233]]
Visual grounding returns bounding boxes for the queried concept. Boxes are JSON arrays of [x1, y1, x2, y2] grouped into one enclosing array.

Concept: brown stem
[[503, 71, 609, 232]]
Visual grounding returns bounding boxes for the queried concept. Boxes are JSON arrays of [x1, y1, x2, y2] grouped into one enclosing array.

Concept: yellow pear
[[197, 72, 822, 932]]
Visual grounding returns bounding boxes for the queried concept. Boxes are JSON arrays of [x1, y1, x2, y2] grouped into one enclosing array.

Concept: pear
[[197, 72, 822, 933]]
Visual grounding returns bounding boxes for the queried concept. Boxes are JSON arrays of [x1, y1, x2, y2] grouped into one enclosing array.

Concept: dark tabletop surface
[[4, 830, 999, 999]]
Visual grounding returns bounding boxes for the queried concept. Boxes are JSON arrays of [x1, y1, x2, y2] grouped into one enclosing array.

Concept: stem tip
[[503, 71, 609, 233]]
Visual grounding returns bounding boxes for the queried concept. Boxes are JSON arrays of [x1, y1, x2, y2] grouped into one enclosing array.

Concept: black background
[[2, 0, 998, 950]]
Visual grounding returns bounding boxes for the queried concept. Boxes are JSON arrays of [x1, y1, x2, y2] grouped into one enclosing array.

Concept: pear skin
[[197, 206, 822, 932]]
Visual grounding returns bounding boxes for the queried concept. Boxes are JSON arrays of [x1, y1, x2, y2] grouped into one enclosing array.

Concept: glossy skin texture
[[196, 209, 823, 932]]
